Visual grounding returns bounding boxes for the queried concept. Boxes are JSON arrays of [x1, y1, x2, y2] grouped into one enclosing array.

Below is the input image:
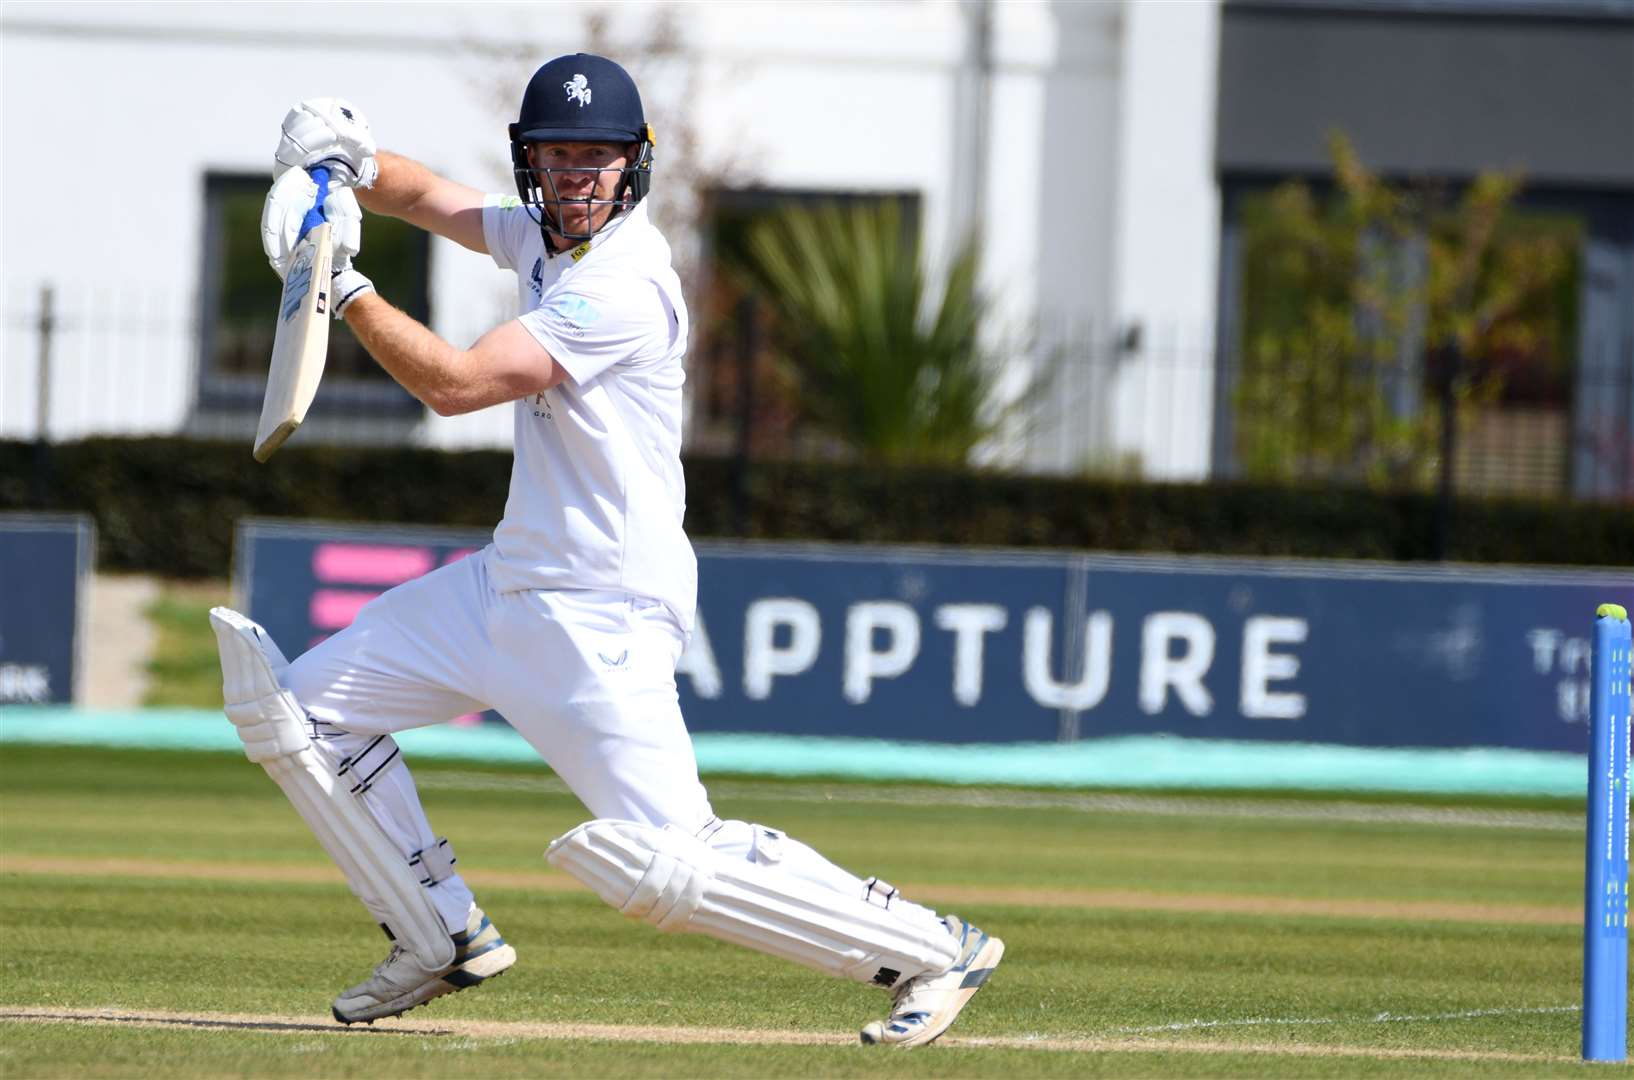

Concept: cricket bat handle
[[299, 166, 331, 242]]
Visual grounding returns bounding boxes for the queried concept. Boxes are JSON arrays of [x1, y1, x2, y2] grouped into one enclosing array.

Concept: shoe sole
[[861, 935, 1005, 1048], [332, 943, 517, 1025]]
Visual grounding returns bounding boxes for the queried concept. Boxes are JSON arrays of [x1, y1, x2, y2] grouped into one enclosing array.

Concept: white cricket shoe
[[859, 915, 1004, 1047], [331, 907, 516, 1024]]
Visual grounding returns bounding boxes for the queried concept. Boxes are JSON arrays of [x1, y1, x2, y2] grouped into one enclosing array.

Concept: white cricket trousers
[[282, 548, 715, 933]]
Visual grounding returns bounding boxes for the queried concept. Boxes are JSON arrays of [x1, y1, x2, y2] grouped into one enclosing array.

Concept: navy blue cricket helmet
[[508, 53, 656, 244]]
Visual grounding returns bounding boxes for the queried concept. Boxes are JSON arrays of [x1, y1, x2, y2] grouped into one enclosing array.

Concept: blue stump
[[1585, 604, 1630, 1062]]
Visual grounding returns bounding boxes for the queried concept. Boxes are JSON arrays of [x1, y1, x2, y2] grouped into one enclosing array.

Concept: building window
[[196, 172, 428, 417]]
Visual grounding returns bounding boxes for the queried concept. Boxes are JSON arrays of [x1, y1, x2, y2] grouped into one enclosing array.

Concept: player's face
[[526, 142, 633, 237]]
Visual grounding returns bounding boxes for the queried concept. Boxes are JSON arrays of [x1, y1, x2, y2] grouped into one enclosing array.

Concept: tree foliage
[[1235, 134, 1575, 487], [735, 200, 1015, 465]]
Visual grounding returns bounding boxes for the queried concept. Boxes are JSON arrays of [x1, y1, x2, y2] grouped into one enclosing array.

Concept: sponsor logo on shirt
[[530, 258, 544, 299], [545, 294, 601, 337], [498, 195, 522, 209], [570, 241, 592, 262]]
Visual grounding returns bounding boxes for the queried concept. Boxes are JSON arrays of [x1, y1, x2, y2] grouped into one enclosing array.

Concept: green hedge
[[2, 437, 1628, 577]]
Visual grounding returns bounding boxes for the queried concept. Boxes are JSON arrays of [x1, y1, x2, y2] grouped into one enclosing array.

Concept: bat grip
[[297, 166, 332, 243]]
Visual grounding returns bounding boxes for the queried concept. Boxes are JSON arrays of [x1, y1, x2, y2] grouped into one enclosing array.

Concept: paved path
[[81, 574, 158, 708]]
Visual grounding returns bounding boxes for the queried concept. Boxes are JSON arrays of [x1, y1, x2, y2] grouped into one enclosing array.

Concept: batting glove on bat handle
[[262, 172, 362, 280], [331, 259, 375, 320]]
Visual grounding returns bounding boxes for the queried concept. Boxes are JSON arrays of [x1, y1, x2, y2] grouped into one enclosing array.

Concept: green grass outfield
[[0, 744, 1616, 1077]]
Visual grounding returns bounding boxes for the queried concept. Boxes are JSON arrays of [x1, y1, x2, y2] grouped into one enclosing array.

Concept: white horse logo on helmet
[[563, 74, 592, 108]]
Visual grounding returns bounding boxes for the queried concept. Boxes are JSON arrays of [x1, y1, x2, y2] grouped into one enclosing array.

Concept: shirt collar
[[548, 200, 645, 262]]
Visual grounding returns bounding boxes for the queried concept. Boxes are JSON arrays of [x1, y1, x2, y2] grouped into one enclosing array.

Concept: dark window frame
[[1211, 173, 1634, 499], [195, 171, 428, 417]]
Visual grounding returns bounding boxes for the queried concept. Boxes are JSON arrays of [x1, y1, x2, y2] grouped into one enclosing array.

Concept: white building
[[1, 1, 1221, 478]]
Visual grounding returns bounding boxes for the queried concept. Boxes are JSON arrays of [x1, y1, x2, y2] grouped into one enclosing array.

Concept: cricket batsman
[[213, 52, 1003, 1046]]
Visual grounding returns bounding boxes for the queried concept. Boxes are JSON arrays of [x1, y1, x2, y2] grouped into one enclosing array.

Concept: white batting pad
[[545, 819, 959, 988], [210, 607, 454, 970]]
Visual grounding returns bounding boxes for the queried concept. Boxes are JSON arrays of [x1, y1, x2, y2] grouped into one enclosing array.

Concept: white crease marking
[[1114, 1004, 1580, 1035]]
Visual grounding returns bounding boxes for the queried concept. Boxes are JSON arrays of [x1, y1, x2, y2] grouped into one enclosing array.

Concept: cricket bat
[[254, 165, 334, 463]]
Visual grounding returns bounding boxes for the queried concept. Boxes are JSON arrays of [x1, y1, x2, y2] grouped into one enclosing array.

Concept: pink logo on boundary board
[[313, 543, 434, 585], [310, 588, 378, 630]]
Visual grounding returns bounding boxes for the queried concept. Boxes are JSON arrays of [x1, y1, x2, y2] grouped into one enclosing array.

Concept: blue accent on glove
[[298, 166, 331, 243]]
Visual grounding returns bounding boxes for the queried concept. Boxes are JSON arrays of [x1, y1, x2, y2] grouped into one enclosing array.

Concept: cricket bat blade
[[254, 167, 335, 463]]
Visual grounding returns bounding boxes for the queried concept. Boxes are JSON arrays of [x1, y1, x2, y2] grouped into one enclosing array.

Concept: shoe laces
[[889, 969, 930, 1010], [373, 944, 407, 978], [889, 917, 967, 1010]]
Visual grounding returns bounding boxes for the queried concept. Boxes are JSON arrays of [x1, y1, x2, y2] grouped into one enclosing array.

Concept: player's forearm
[[354, 150, 488, 253], [342, 293, 473, 416], [355, 150, 439, 220]]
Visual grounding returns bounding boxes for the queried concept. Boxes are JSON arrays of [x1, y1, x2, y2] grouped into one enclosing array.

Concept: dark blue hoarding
[[234, 519, 1631, 753], [0, 513, 93, 705]]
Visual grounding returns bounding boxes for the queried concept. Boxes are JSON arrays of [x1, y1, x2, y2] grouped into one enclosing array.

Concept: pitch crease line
[[0, 1006, 1576, 1062], [1112, 1003, 1581, 1034]]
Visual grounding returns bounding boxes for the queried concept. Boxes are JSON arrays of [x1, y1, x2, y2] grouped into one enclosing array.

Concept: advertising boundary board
[[232, 518, 1633, 753], [0, 513, 94, 705]]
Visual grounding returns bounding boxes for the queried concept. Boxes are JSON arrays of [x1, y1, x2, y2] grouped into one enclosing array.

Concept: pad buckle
[[863, 876, 899, 910], [410, 837, 457, 887]]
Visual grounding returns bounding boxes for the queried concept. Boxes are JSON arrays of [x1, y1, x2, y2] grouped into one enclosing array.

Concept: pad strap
[[862, 876, 900, 910], [410, 838, 458, 887], [332, 733, 403, 795]]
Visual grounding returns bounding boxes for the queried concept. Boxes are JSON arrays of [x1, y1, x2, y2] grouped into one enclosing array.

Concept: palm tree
[[736, 199, 1014, 465]]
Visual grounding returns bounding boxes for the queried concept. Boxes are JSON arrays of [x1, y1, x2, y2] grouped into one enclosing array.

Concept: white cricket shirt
[[480, 196, 697, 630]]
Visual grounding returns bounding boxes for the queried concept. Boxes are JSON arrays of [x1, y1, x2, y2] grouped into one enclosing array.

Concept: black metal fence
[[5, 282, 1629, 505]]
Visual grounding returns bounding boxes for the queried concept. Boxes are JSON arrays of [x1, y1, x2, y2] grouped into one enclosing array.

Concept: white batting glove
[[260, 167, 361, 280], [274, 97, 379, 189], [330, 256, 376, 319]]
